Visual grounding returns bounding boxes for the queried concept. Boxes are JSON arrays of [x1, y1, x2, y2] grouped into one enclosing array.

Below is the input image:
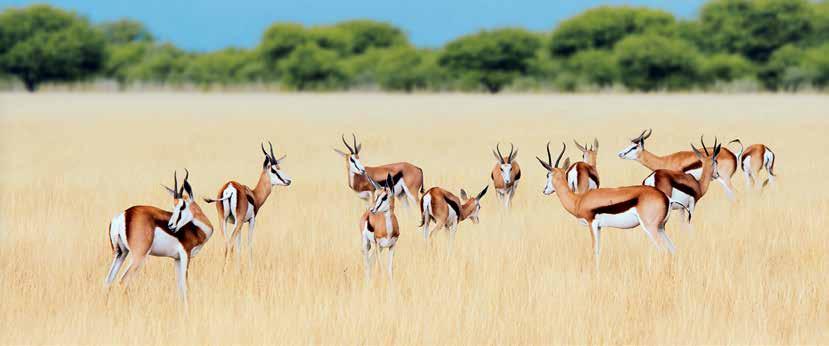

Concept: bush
[[98, 19, 154, 45], [549, 6, 676, 57], [700, 53, 755, 84], [334, 20, 407, 54], [614, 34, 700, 91], [182, 48, 263, 86], [759, 44, 804, 90], [375, 47, 442, 92], [801, 43, 829, 88], [259, 23, 308, 69], [439, 28, 541, 93], [279, 43, 345, 90], [567, 49, 618, 87], [124, 43, 189, 84], [104, 41, 150, 87], [0, 5, 106, 91]]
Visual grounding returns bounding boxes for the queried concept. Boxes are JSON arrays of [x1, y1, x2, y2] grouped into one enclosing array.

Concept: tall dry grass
[[0, 93, 826, 345]]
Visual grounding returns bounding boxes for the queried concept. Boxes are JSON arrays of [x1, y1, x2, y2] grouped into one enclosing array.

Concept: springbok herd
[[103, 130, 777, 306]]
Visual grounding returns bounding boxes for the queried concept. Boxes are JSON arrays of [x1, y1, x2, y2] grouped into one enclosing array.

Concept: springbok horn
[[268, 141, 275, 161], [554, 142, 566, 168], [352, 133, 358, 154], [261, 142, 270, 160], [496, 143, 504, 164], [341, 134, 354, 154], [508, 143, 515, 162], [701, 135, 710, 156]]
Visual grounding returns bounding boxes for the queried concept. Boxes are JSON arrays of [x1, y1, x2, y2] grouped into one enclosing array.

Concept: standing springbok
[[537, 143, 678, 270], [360, 174, 400, 279], [334, 134, 424, 207], [105, 170, 213, 306], [643, 137, 723, 229], [419, 185, 488, 247], [490, 143, 520, 208], [568, 138, 600, 193], [617, 129, 737, 200], [729, 139, 777, 189], [203, 142, 291, 267]]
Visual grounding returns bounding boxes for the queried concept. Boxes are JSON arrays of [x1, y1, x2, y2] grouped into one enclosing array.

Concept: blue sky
[[1, 0, 705, 51]]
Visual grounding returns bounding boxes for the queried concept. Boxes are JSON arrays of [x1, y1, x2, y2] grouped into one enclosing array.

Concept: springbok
[[568, 138, 600, 193], [419, 185, 488, 247], [537, 142, 678, 270], [334, 134, 424, 207], [203, 142, 291, 267], [490, 143, 520, 208], [729, 139, 777, 189], [617, 129, 737, 200], [643, 137, 723, 229], [360, 174, 400, 279], [105, 170, 213, 306]]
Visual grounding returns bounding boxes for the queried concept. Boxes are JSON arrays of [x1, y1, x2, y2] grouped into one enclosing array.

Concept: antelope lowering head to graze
[[203, 142, 291, 269], [105, 170, 213, 307], [537, 142, 678, 271], [359, 174, 400, 280], [617, 129, 737, 201], [643, 136, 723, 230], [567, 138, 600, 193], [419, 185, 488, 247], [334, 134, 424, 207], [729, 139, 777, 190], [490, 143, 521, 208]]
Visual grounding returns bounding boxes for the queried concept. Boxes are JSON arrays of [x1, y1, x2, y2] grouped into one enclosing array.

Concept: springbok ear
[[333, 148, 348, 157], [492, 150, 502, 163], [691, 143, 704, 159], [536, 156, 551, 171], [573, 140, 586, 153], [355, 143, 362, 154], [561, 157, 571, 169], [476, 185, 489, 200], [510, 150, 518, 162], [593, 138, 599, 151], [275, 154, 286, 164], [183, 180, 193, 201], [161, 184, 177, 197], [460, 189, 469, 200]]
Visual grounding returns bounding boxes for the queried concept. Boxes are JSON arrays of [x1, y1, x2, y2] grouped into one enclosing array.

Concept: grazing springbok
[[203, 142, 291, 267], [643, 137, 723, 229], [105, 170, 213, 306], [490, 143, 521, 208], [419, 185, 488, 247], [334, 134, 424, 207], [360, 174, 400, 279], [617, 129, 737, 201], [568, 138, 600, 193], [537, 143, 677, 270], [729, 139, 777, 189]]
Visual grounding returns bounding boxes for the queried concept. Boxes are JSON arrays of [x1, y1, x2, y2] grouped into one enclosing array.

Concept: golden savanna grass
[[0, 93, 827, 345]]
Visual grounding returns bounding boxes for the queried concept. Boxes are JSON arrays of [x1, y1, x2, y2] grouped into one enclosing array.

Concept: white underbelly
[[669, 189, 692, 209], [595, 208, 640, 229], [377, 237, 397, 248], [743, 157, 751, 172], [244, 204, 255, 222], [685, 168, 702, 180], [150, 227, 182, 258], [588, 179, 598, 190]]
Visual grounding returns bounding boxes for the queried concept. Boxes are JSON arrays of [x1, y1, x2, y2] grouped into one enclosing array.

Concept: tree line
[[1, 0, 827, 92]]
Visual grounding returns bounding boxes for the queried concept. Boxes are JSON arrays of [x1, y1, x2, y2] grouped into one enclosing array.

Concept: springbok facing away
[[490, 143, 520, 208], [335, 134, 424, 207], [359, 174, 400, 280], [537, 143, 677, 271], [203, 142, 291, 268], [419, 185, 488, 247], [617, 129, 738, 201], [729, 139, 777, 189], [568, 138, 600, 193], [643, 137, 723, 230], [105, 170, 213, 307]]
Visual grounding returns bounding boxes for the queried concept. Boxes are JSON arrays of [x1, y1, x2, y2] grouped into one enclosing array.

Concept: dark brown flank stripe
[[593, 198, 639, 215], [444, 195, 461, 218], [682, 159, 702, 172], [514, 169, 521, 181], [246, 193, 258, 215]]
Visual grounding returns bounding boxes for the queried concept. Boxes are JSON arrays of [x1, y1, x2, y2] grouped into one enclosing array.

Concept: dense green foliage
[[1, 1, 828, 92]]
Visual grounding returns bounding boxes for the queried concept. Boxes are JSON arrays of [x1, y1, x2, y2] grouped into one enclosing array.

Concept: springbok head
[[262, 141, 291, 186], [691, 136, 722, 181], [536, 142, 570, 195], [368, 173, 394, 214], [573, 138, 599, 164], [334, 134, 366, 175], [492, 143, 518, 185], [162, 169, 195, 232], [617, 129, 652, 160], [460, 186, 489, 224]]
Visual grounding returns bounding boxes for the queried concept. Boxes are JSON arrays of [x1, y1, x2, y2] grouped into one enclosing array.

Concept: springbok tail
[[765, 147, 776, 177], [669, 199, 692, 222], [202, 196, 231, 204], [728, 139, 745, 169]]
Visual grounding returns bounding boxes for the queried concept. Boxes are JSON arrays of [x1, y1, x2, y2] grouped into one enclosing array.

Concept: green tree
[[614, 34, 700, 91], [759, 44, 804, 90], [700, 53, 755, 83], [104, 41, 150, 88], [0, 5, 105, 91], [98, 19, 154, 44], [549, 6, 676, 57], [334, 20, 407, 54], [279, 43, 345, 90], [124, 43, 188, 84], [809, 1, 829, 47], [375, 47, 439, 92], [182, 48, 262, 86], [801, 43, 829, 88], [259, 23, 309, 70], [309, 26, 352, 56], [698, 0, 813, 62], [439, 28, 541, 93], [566, 49, 618, 87]]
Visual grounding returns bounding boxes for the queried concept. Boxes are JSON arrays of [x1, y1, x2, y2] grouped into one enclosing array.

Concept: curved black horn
[[700, 135, 710, 156], [546, 141, 552, 167], [173, 170, 179, 198], [261, 142, 270, 160], [642, 128, 652, 141], [508, 143, 515, 162], [554, 142, 566, 168], [341, 134, 354, 154], [268, 141, 275, 160], [352, 133, 358, 154], [496, 143, 504, 164]]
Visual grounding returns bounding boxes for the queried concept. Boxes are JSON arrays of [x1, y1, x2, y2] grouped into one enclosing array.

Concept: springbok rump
[[567, 138, 600, 193], [419, 185, 488, 248], [729, 139, 777, 189], [335, 134, 424, 207], [617, 129, 737, 201], [105, 170, 213, 307], [538, 142, 679, 271]]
